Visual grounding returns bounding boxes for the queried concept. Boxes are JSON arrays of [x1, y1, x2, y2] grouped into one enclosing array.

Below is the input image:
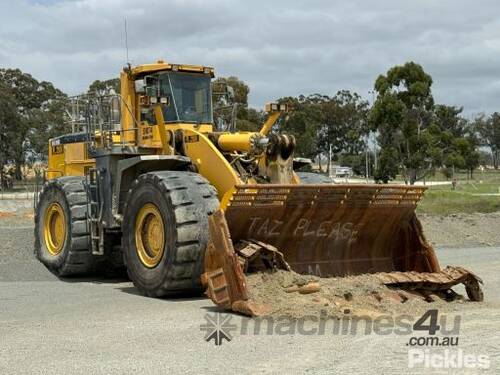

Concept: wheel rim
[[135, 203, 165, 268], [44, 202, 66, 256]]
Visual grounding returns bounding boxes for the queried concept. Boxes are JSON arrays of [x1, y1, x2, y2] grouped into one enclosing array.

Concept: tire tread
[[123, 171, 219, 296], [34, 176, 94, 276]]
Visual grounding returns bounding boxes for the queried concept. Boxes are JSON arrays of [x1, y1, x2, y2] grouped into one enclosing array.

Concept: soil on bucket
[[245, 270, 474, 319]]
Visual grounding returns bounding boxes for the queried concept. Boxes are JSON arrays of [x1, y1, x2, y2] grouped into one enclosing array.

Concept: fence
[[0, 179, 37, 200]]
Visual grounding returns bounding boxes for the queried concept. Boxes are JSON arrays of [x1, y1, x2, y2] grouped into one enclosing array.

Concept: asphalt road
[[0, 217, 499, 374]]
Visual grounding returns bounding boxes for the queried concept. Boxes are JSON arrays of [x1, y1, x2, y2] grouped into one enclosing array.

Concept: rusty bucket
[[201, 184, 451, 316], [223, 184, 440, 276]]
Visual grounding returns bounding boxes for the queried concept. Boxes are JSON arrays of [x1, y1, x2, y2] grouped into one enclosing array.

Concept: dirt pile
[[245, 270, 471, 319]]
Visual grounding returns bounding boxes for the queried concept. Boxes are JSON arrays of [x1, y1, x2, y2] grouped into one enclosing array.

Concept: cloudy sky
[[1, 0, 499, 115]]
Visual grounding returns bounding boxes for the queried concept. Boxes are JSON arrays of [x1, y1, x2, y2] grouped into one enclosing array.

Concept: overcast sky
[[0, 0, 499, 116]]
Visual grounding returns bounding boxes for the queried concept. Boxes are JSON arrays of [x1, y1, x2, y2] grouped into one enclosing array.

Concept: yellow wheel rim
[[43, 202, 66, 256], [135, 203, 165, 268]]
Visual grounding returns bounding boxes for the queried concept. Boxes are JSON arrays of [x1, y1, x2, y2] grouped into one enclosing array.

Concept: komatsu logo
[[247, 217, 359, 241]]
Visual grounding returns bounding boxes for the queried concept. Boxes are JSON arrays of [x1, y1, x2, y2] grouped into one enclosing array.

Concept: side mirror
[[134, 79, 146, 94], [144, 76, 159, 97], [135, 76, 160, 96]]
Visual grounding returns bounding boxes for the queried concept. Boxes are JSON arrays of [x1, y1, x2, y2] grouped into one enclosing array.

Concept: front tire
[[122, 171, 219, 297], [34, 176, 94, 276]]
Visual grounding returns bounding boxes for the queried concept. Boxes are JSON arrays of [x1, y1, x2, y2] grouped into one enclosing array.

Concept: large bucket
[[201, 184, 482, 316], [223, 184, 440, 276]]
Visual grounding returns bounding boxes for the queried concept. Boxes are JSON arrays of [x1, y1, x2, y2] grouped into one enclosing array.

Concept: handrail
[[67, 93, 144, 149]]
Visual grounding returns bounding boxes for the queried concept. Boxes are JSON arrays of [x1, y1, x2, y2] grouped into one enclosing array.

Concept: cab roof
[[128, 60, 215, 78]]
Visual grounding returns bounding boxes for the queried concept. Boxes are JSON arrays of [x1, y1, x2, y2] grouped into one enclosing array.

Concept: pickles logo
[[200, 313, 237, 346]]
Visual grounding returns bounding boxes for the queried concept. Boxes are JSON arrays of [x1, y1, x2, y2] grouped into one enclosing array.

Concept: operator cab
[[133, 62, 214, 125]]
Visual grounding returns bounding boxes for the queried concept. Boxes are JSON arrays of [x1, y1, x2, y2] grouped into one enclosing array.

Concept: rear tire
[[122, 171, 219, 297], [296, 172, 332, 184], [34, 176, 94, 276]]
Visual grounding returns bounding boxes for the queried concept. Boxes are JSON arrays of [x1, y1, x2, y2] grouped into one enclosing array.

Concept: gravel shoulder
[[419, 212, 500, 248]]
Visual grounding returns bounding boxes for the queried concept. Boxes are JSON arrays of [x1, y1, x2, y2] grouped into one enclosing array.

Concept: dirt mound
[[245, 270, 470, 319]]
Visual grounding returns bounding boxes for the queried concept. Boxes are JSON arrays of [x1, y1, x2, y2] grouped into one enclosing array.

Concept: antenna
[[124, 18, 130, 65]]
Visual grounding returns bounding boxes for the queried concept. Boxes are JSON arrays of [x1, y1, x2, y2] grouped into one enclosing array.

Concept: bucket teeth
[[375, 266, 484, 301]]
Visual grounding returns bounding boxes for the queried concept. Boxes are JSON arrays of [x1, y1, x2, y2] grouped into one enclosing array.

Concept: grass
[[418, 190, 500, 215], [417, 170, 500, 215], [422, 168, 500, 183]]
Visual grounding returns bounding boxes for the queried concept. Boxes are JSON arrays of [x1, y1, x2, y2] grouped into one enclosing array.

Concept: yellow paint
[[217, 132, 255, 152], [47, 141, 65, 180], [130, 61, 214, 77], [219, 186, 237, 211], [44, 202, 66, 255], [46, 61, 293, 213], [137, 122, 214, 150], [259, 111, 281, 136], [135, 203, 165, 268], [120, 70, 137, 144], [47, 141, 94, 179], [153, 104, 171, 154], [182, 128, 241, 203]]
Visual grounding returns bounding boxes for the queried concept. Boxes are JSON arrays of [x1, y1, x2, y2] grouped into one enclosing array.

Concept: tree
[[212, 76, 261, 132], [279, 91, 369, 173], [474, 113, 500, 169], [339, 152, 374, 176], [0, 82, 22, 187], [434, 105, 467, 137], [0, 69, 66, 179], [460, 136, 480, 178], [432, 105, 479, 178], [321, 90, 369, 154], [320, 90, 370, 173], [370, 62, 436, 184], [374, 146, 399, 183], [279, 95, 324, 160], [88, 78, 120, 95], [28, 98, 69, 161]]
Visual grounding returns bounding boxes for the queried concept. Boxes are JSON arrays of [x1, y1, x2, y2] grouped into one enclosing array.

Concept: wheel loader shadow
[[200, 305, 226, 313], [59, 275, 207, 301], [118, 285, 208, 302], [57, 273, 129, 285]]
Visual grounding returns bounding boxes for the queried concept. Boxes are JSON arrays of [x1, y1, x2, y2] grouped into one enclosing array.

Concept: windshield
[[157, 72, 212, 124]]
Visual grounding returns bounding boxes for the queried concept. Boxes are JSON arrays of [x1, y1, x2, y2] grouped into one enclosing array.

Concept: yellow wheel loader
[[34, 60, 482, 313]]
